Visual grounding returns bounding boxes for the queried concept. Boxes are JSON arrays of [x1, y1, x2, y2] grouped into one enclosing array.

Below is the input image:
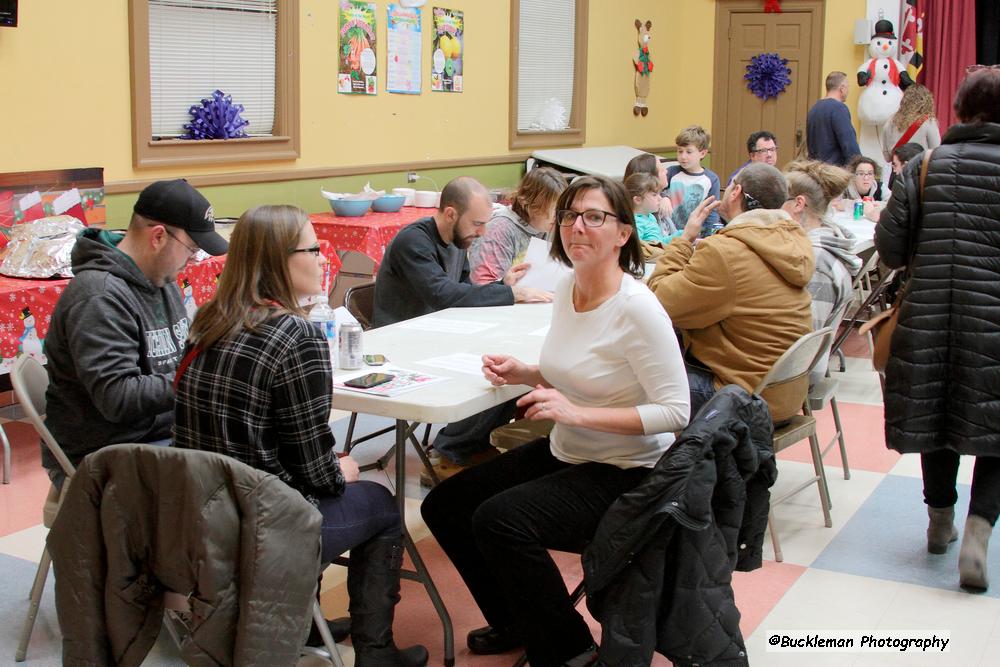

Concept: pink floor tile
[[732, 560, 808, 636], [0, 420, 53, 537], [777, 401, 900, 474], [324, 537, 674, 666], [839, 329, 871, 359]]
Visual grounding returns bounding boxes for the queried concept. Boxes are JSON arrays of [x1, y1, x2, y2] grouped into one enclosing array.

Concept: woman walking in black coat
[[875, 66, 1000, 592]]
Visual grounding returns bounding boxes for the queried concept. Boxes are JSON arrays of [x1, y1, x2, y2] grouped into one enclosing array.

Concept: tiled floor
[[1, 334, 996, 665]]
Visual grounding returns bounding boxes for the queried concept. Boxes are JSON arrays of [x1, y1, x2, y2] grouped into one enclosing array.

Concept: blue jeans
[[686, 363, 718, 422], [317, 480, 401, 563], [421, 437, 649, 666]]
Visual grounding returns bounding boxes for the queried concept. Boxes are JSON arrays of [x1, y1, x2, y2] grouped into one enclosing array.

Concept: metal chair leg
[[1, 422, 10, 484], [808, 432, 834, 524], [305, 600, 346, 667], [343, 412, 359, 454], [15, 547, 52, 662], [830, 396, 850, 480], [768, 511, 783, 563]]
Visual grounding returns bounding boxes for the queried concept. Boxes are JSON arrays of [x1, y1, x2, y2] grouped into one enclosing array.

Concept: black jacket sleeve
[[875, 153, 923, 269], [396, 232, 515, 309]]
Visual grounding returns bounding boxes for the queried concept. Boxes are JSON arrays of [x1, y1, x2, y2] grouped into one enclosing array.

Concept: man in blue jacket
[[807, 71, 862, 167]]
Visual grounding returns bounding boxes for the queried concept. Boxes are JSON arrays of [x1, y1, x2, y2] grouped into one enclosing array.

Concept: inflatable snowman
[[856, 19, 913, 166]]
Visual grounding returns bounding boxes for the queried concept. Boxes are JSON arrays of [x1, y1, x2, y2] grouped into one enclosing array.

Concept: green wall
[[104, 163, 526, 229]]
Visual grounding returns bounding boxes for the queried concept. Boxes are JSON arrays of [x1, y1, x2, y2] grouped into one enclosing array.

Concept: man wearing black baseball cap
[[42, 180, 227, 485]]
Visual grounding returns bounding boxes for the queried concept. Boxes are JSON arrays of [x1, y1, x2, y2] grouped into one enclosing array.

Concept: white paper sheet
[[415, 352, 485, 375], [516, 237, 571, 292], [397, 318, 497, 334]]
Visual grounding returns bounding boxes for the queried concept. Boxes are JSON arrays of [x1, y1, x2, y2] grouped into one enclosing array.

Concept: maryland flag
[[900, 0, 925, 81]]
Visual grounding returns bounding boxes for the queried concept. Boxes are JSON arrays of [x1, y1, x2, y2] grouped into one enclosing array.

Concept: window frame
[[128, 0, 300, 169], [508, 0, 588, 150]]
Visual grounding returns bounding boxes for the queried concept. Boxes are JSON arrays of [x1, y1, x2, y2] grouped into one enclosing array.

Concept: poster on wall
[[338, 1, 377, 95], [387, 3, 421, 94], [431, 7, 463, 93]]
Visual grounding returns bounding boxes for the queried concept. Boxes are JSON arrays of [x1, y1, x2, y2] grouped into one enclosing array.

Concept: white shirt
[[539, 273, 690, 468]]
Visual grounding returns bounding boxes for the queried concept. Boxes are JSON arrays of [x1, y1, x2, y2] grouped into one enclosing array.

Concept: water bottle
[[308, 297, 338, 370]]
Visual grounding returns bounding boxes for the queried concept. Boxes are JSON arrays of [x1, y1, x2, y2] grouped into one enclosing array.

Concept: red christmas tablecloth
[[309, 206, 429, 271], [0, 241, 338, 374]]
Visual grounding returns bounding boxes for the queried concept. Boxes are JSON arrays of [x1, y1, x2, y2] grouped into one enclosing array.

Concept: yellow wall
[[0, 1, 866, 192]]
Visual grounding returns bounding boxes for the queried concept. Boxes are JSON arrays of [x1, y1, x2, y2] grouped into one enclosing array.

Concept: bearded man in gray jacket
[[43, 179, 227, 485]]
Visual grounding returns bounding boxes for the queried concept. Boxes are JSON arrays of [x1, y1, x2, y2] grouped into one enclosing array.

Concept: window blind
[[148, 0, 276, 138], [516, 0, 576, 132]]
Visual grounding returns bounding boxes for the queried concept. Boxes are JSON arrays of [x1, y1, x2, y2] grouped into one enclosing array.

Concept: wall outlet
[[406, 171, 419, 183]]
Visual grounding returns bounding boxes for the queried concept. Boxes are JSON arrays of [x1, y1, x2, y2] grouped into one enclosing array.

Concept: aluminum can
[[853, 200, 864, 220], [338, 321, 363, 370]]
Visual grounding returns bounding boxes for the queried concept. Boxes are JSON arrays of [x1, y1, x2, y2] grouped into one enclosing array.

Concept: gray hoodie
[[807, 219, 862, 331], [43, 229, 187, 474]]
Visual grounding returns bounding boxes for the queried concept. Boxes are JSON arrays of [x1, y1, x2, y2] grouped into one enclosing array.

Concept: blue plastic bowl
[[329, 198, 372, 217], [371, 195, 406, 213]]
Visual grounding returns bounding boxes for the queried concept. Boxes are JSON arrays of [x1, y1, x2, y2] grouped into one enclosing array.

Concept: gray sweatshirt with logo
[[43, 229, 187, 473]]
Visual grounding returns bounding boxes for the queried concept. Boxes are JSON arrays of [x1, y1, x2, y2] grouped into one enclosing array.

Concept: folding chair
[[757, 328, 836, 563], [10, 355, 75, 662]]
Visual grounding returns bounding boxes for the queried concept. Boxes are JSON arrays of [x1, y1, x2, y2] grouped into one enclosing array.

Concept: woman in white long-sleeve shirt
[[420, 175, 690, 667]]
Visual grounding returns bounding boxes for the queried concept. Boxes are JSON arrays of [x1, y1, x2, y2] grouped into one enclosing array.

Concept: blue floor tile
[[812, 474, 1000, 597]]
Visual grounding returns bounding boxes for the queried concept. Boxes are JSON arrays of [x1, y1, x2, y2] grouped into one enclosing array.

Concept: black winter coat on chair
[[583, 385, 776, 667]]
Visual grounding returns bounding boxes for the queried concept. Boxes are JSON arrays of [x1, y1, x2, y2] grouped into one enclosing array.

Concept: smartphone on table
[[343, 372, 395, 389]]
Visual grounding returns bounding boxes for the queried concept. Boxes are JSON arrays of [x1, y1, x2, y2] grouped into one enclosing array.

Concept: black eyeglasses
[[556, 209, 619, 227], [751, 147, 778, 155], [164, 227, 198, 255], [290, 244, 323, 257]]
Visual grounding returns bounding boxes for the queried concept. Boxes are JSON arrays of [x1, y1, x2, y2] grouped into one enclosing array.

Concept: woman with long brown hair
[[173, 205, 427, 666], [881, 83, 941, 161]]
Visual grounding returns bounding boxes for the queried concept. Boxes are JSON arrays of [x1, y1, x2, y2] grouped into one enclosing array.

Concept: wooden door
[[712, 1, 824, 183]]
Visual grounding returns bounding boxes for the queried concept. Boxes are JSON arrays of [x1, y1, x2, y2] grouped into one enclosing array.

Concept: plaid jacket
[[173, 313, 344, 504]]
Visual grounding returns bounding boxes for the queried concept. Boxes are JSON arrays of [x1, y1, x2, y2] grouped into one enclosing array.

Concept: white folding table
[[830, 210, 877, 255], [529, 145, 678, 180], [331, 303, 553, 666]]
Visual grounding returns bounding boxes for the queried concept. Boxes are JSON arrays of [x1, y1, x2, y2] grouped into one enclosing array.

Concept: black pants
[[431, 399, 518, 464], [420, 438, 649, 667], [921, 450, 1000, 526]]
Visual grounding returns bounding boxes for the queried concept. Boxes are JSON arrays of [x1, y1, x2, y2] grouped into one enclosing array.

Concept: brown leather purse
[[860, 149, 933, 373]]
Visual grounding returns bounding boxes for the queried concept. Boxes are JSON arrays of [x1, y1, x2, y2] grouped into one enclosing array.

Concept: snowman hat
[[872, 19, 897, 40]]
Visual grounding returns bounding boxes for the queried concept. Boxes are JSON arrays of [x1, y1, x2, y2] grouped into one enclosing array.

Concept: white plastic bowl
[[414, 190, 440, 208], [391, 187, 415, 206]]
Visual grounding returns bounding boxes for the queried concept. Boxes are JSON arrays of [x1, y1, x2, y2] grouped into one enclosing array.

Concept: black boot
[[306, 616, 351, 646], [348, 534, 429, 667]]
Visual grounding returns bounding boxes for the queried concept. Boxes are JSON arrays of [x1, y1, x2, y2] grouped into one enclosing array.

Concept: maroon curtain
[[921, 0, 977, 131]]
